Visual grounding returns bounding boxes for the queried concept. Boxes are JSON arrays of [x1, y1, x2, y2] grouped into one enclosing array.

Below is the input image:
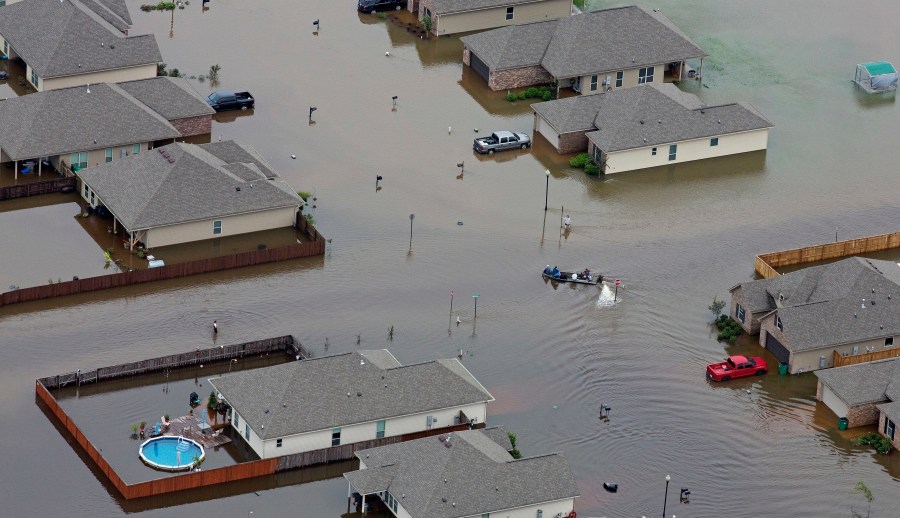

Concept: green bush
[[541, 91, 552, 101], [584, 162, 599, 175], [517, 91, 528, 100], [422, 15, 432, 32], [526, 87, 539, 98], [508, 431, 522, 459], [297, 191, 312, 201], [714, 315, 744, 343], [569, 152, 591, 168], [506, 92, 517, 102], [856, 432, 893, 454]]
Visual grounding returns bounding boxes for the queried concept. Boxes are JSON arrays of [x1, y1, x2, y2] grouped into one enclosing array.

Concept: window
[[133, 144, 141, 154], [105, 148, 113, 163], [710, 137, 719, 147], [638, 66, 654, 84], [90, 192, 95, 205], [537, 511, 543, 518], [331, 427, 341, 446], [615, 71, 623, 88], [651, 147, 657, 156], [668, 144, 677, 161], [505, 6, 513, 20], [590, 75, 598, 91], [482, 514, 490, 518], [3, 39, 8, 55], [83, 184, 89, 198], [276, 438, 283, 448], [775, 316, 783, 331], [70, 151, 87, 170], [234, 413, 239, 428], [376, 420, 385, 439], [213, 220, 222, 235], [30, 68, 39, 88], [736, 303, 745, 324], [426, 415, 434, 429], [886, 337, 894, 347], [245, 424, 250, 440], [886, 417, 896, 440]]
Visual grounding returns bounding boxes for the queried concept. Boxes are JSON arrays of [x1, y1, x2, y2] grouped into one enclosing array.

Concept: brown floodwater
[[2, 0, 900, 516]]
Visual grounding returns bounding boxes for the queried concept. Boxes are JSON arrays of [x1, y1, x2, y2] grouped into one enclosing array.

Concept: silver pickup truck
[[473, 131, 531, 154]]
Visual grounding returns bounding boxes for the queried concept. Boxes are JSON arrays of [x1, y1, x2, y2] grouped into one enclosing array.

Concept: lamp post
[[472, 294, 480, 320], [662, 474, 671, 518], [409, 213, 415, 249], [544, 169, 550, 210]]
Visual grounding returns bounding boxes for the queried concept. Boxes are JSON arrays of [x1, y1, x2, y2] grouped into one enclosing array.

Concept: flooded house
[[344, 427, 578, 517], [531, 83, 771, 171], [815, 358, 900, 449], [409, 0, 571, 37], [208, 350, 494, 460], [461, 5, 705, 93], [730, 257, 900, 374], [0, 78, 212, 179], [77, 140, 302, 249], [0, 0, 160, 92]]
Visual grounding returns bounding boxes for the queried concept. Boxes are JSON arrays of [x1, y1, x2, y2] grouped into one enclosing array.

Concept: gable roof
[[77, 0, 132, 31], [582, 84, 771, 152], [208, 350, 494, 440], [0, 0, 160, 79], [815, 358, 900, 406], [346, 428, 578, 518], [117, 77, 215, 120], [877, 400, 900, 423], [461, 6, 705, 76], [77, 141, 301, 231], [0, 82, 180, 161], [432, 0, 550, 14]]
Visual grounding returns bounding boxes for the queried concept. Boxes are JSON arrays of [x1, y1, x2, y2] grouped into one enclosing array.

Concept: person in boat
[[581, 268, 591, 280], [543, 265, 553, 275], [552, 266, 560, 278]]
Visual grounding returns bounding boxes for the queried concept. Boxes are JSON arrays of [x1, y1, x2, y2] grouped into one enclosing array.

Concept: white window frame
[[638, 66, 654, 84], [505, 6, 514, 20], [213, 220, 222, 235], [590, 75, 598, 91]]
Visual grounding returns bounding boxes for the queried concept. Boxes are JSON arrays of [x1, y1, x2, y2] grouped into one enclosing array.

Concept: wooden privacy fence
[[38, 335, 306, 390], [833, 348, 900, 368], [0, 176, 76, 201], [1, 232, 325, 307], [755, 231, 900, 279]]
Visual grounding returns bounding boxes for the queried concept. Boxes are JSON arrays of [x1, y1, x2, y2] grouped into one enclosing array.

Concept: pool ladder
[[176, 437, 191, 452]]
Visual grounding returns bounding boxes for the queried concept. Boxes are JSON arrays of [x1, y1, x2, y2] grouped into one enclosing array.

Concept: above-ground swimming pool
[[139, 436, 205, 472]]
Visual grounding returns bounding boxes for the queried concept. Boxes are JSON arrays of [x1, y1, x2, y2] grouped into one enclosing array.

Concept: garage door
[[535, 115, 560, 150], [470, 51, 490, 82], [820, 385, 849, 419], [765, 332, 790, 364]]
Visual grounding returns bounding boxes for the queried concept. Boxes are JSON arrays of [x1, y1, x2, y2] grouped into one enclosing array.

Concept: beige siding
[[603, 128, 769, 174], [435, 0, 570, 35], [790, 336, 890, 374], [463, 498, 576, 518], [41, 64, 158, 91], [534, 112, 560, 150], [144, 206, 297, 248], [253, 402, 488, 459], [565, 65, 662, 94], [820, 385, 849, 419]]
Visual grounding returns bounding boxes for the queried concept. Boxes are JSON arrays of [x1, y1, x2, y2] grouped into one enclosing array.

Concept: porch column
[[130, 231, 135, 251], [113, 218, 117, 234], [38, 159, 42, 177], [14, 160, 17, 180], [680, 60, 685, 80], [361, 494, 366, 515], [698, 58, 703, 81]]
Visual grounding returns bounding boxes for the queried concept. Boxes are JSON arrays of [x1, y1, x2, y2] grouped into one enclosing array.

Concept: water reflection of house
[[0, 78, 213, 179], [408, 0, 571, 36], [208, 350, 494, 460], [730, 258, 900, 374], [77, 140, 303, 249], [461, 6, 705, 94], [344, 427, 578, 518], [0, 0, 160, 92], [815, 358, 900, 449], [531, 83, 771, 174]]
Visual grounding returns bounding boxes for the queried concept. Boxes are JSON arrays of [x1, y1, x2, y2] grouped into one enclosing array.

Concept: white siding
[[434, 0, 571, 35], [534, 113, 560, 151], [230, 409, 266, 455], [821, 386, 849, 419], [463, 497, 576, 518], [144, 206, 297, 248], [42, 64, 158, 91], [604, 128, 770, 174], [251, 402, 489, 459]]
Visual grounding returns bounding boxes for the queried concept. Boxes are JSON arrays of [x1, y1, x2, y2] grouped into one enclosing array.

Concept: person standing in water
[[213, 320, 218, 334], [563, 214, 572, 229]]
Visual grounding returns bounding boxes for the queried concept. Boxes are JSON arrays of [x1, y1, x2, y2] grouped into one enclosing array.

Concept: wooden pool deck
[[158, 412, 232, 449]]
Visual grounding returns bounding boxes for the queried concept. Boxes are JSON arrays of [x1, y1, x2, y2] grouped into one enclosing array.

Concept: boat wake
[[596, 282, 620, 307]]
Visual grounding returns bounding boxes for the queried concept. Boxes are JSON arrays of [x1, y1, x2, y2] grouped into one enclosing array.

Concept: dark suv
[[358, 0, 406, 13]]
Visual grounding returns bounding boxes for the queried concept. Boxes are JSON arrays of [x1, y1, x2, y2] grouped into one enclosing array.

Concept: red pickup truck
[[706, 355, 767, 381]]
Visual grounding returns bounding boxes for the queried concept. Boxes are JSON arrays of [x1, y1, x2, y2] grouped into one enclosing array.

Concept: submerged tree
[[851, 480, 874, 518], [708, 296, 726, 318]]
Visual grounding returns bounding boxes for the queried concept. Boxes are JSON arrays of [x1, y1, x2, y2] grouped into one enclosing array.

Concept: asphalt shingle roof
[[0, 82, 180, 161], [346, 428, 578, 518], [0, 0, 160, 78], [77, 141, 302, 231], [582, 84, 771, 152], [208, 350, 494, 440], [461, 6, 705, 76], [815, 358, 900, 406], [77, 0, 132, 31], [432, 0, 547, 15], [877, 400, 900, 423], [117, 77, 215, 120], [767, 258, 900, 352]]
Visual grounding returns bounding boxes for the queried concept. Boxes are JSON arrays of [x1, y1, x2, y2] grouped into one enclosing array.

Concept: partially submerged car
[[706, 355, 767, 381]]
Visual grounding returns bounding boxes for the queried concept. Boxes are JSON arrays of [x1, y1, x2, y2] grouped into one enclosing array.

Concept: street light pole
[[472, 294, 480, 320], [544, 169, 550, 210], [409, 213, 415, 249], [662, 474, 671, 518]]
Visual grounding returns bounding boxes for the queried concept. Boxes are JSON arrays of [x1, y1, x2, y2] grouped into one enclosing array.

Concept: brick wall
[[171, 115, 212, 137], [418, 0, 434, 23], [488, 65, 554, 91], [879, 413, 900, 450], [557, 131, 589, 155], [846, 403, 880, 428], [730, 286, 760, 334]]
